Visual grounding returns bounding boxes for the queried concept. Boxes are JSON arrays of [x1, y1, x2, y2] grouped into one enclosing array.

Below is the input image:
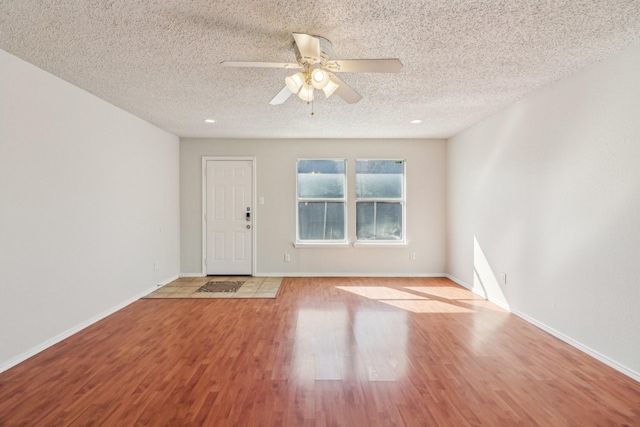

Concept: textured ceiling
[[1, 1, 640, 139]]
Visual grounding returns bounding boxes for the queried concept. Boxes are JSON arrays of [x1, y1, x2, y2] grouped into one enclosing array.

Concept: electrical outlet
[[154, 261, 159, 270], [284, 253, 291, 262], [501, 273, 507, 285], [410, 252, 416, 260]]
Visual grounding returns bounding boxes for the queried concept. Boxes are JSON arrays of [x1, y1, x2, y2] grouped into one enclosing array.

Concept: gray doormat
[[198, 281, 244, 293]]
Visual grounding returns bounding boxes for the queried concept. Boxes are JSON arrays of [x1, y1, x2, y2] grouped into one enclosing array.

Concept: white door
[[205, 160, 253, 275]]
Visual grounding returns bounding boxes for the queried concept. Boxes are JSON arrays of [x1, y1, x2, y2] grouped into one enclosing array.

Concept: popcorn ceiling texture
[[1, 1, 639, 139]]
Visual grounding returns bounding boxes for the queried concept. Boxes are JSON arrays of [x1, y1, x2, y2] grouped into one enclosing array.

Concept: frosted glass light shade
[[285, 73, 304, 93], [298, 84, 315, 102], [322, 79, 339, 98], [311, 69, 330, 89]]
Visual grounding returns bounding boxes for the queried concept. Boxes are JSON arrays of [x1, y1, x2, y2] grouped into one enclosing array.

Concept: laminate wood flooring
[[1, 277, 639, 426]]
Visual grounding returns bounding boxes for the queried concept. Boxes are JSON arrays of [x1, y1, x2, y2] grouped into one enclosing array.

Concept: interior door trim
[[201, 156, 257, 276]]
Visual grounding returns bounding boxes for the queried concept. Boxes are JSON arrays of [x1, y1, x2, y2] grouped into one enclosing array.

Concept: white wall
[[181, 138, 447, 276], [0, 49, 180, 371], [447, 42, 640, 379]]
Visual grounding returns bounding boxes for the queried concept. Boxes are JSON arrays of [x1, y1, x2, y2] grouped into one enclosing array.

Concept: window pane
[[356, 202, 402, 241], [355, 160, 403, 199], [299, 202, 345, 240], [356, 173, 402, 199], [375, 202, 402, 240], [298, 174, 345, 198], [298, 160, 345, 198], [325, 202, 345, 239], [356, 203, 375, 240], [356, 160, 403, 174], [298, 159, 346, 174]]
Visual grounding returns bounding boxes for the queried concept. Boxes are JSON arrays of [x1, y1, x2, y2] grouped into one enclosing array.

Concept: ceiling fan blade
[[292, 33, 321, 62], [221, 61, 301, 69], [325, 59, 403, 73], [328, 73, 362, 104], [269, 86, 293, 105]]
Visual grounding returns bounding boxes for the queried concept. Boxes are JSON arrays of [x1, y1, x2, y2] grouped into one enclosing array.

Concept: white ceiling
[[1, 1, 639, 139]]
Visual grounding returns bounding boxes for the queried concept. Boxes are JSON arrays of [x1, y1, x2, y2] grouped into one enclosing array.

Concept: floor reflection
[[381, 299, 472, 313], [292, 305, 350, 381], [292, 304, 408, 382], [352, 309, 408, 381], [291, 282, 511, 385]]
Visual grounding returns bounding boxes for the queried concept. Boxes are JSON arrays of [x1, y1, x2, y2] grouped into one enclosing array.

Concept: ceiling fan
[[221, 33, 403, 106]]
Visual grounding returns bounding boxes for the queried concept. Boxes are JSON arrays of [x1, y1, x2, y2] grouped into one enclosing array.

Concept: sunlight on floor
[[336, 286, 476, 314], [380, 299, 473, 313], [334, 286, 426, 300], [335, 282, 511, 357], [404, 286, 485, 300]]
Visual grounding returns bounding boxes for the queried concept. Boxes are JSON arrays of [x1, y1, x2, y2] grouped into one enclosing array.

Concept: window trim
[[295, 158, 348, 244], [354, 159, 406, 244], [352, 241, 408, 247], [294, 242, 350, 248]]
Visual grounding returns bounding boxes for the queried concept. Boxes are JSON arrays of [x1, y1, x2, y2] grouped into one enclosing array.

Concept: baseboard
[[512, 310, 640, 383], [0, 283, 158, 374], [445, 274, 471, 289], [158, 274, 180, 287], [255, 272, 448, 278], [180, 273, 205, 277], [448, 273, 640, 381], [445, 274, 511, 311]]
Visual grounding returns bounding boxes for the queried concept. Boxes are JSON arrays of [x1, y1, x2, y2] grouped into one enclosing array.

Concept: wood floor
[[1, 277, 639, 426]]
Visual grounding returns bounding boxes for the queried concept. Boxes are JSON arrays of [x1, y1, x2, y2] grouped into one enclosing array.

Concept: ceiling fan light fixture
[[285, 72, 304, 93], [322, 79, 339, 98], [223, 33, 401, 106], [298, 84, 315, 102], [311, 69, 330, 89], [312, 69, 324, 82]]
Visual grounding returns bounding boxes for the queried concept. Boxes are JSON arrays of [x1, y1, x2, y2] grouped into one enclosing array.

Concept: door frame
[[201, 156, 257, 276]]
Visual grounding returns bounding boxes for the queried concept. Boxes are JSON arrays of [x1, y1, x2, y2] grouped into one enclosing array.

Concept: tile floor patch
[[143, 277, 282, 299]]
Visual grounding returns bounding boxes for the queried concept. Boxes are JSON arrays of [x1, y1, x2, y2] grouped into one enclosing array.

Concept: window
[[297, 159, 346, 242], [355, 159, 405, 242]]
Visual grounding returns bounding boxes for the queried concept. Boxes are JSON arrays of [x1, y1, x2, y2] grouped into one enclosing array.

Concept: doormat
[[198, 281, 244, 293]]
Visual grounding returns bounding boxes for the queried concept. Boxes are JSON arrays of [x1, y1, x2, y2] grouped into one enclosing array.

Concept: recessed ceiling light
[[410, 119, 423, 124], [204, 119, 216, 123]]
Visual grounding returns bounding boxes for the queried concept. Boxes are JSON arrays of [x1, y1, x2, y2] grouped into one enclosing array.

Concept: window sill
[[353, 241, 407, 248], [294, 242, 350, 248]]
